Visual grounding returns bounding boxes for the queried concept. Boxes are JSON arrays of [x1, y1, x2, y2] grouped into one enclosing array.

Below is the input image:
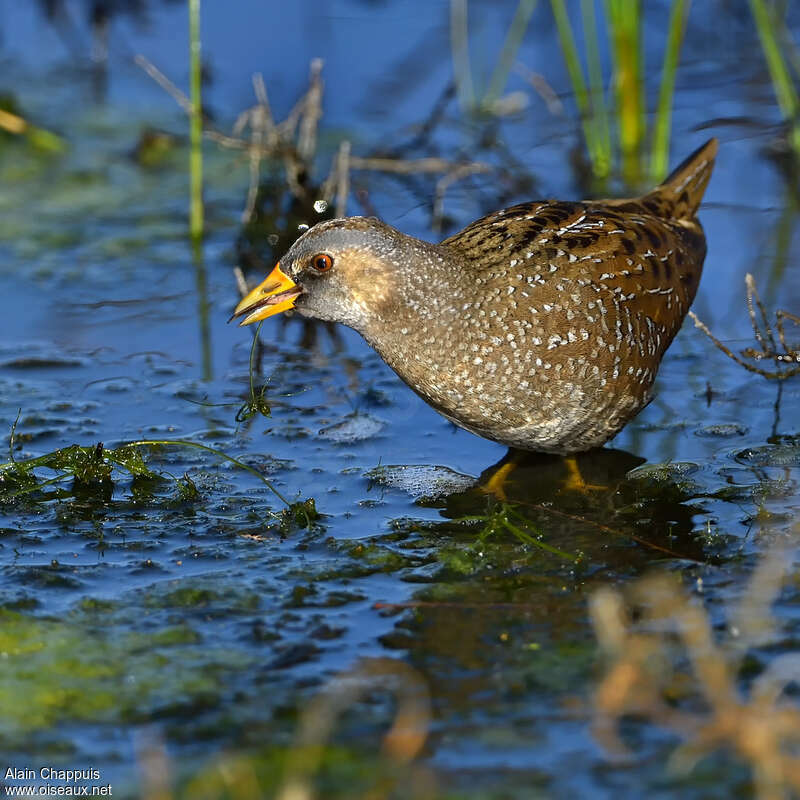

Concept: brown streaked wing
[[442, 198, 706, 339]]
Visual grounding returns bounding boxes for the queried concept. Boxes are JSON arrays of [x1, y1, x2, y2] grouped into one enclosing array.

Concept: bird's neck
[[356, 241, 475, 412]]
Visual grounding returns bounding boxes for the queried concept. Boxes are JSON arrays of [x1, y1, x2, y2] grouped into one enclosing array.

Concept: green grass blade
[[772, 4, 800, 85], [486, 0, 540, 107], [749, 0, 800, 155], [189, 0, 204, 241], [605, 0, 644, 184], [580, 0, 611, 177], [450, 0, 475, 112], [650, 0, 691, 181], [550, 0, 609, 178], [192, 241, 213, 381]]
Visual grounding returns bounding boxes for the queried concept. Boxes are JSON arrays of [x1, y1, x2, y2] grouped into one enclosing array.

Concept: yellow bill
[[229, 263, 302, 326]]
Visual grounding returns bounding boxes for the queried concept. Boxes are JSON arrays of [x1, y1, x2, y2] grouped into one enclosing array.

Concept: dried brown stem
[[689, 274, 800, 380], [775, 309, 800, 360], [591, 548, 800, 796], [232, 265, 249, 298], [348, 155, 489, 175], [297, 59, 323, 165], [516, 64, 565, 115], [137, 54, 494, 250], [134, 54, 193, 114], [276, 658, 431, 800], [745, 272, 778, 354]]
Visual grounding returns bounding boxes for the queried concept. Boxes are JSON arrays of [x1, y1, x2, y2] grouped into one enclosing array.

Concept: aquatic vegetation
[[550, 0, 691, 185], [0, 438, 158, 502], [280, 497, 320, 531], [0, 607, 250, 735], [0, 431, 319, 528], [233, 322, 273, 423], [590, 546, 800, 799], [689, 273, 800, 380], [462, 501, 577, 561]]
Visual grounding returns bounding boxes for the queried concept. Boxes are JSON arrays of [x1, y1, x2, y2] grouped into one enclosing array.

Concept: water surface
[[0, 2, 799, 798]]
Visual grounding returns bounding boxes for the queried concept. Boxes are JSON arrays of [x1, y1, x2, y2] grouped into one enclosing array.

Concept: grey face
[[280, 217, 408, 330]]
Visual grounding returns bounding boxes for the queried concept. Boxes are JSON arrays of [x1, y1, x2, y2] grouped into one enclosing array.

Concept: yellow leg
[[561, 456, 607, 494], [481, 460, 518, 502]]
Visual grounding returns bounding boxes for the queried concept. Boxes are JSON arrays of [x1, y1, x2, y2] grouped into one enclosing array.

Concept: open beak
[[229, 263, 302, 326]]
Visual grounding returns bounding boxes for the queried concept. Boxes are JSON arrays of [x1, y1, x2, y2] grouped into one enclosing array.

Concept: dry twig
[[689, 273, 800, 380], [135, 55, 492, 230], [134, 54, 193, 114]]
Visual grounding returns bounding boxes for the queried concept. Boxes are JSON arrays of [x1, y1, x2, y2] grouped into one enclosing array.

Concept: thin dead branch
[[335, 140, 351, 218], [689, 273, 800, 380], [134, 54, 193, 114], [516, 64, 565, 115], [297, 59, 323, 164]]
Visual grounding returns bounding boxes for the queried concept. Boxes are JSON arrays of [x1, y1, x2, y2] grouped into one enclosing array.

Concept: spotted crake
[[232, 138, 717, 454]]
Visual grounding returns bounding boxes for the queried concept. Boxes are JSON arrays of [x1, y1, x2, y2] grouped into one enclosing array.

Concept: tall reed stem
[[605, 0, 644, 184], [450, 0, 475, 112], [189, 0, 204, 241], [650, 0, 691, 180], [486, 0, 540, 107], [580, 0, 611, 177], [550, 0, 610, 178]]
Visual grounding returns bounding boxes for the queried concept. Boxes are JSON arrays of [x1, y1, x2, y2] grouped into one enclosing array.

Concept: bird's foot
[[480, 460, 518, 502], [560, 456, 608, 494]]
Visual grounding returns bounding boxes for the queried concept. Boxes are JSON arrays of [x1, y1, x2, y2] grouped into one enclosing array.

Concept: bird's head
[[230, 217, 423, 332]]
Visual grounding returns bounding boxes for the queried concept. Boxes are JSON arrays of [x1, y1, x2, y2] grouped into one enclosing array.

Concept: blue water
[[0, 2, 798, 798]]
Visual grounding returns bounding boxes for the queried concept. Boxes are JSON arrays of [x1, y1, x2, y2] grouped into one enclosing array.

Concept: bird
[[232, 139, 717, 458]]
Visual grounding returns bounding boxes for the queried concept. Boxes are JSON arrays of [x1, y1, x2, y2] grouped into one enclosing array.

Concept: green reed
[[188, 0, 204, 240], [485, 0, 540, 107], [551, 0, 691, 185], [650, 0, 691, 178], [580, 0, 611, 176], [452, 0, 540, 114], [749, 0, 800, 156], [605, 0, 645, 182], [551, 0, 608, 174]]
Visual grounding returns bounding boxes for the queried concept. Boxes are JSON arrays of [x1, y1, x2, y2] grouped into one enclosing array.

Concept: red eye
[[312, 253, 333, 272]]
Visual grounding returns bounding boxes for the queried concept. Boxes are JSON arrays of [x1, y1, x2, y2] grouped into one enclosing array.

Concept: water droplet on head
[[298, 223, 310, 232]]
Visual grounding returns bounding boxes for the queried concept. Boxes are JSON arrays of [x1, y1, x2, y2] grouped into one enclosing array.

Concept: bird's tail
[[644, 137, 718, 220]]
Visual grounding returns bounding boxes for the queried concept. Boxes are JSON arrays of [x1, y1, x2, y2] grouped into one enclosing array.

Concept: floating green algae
[[0, 607, 251, 737]]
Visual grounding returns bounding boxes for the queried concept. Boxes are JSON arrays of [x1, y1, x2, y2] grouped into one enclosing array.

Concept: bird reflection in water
[[431, 446, 709, 569]]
